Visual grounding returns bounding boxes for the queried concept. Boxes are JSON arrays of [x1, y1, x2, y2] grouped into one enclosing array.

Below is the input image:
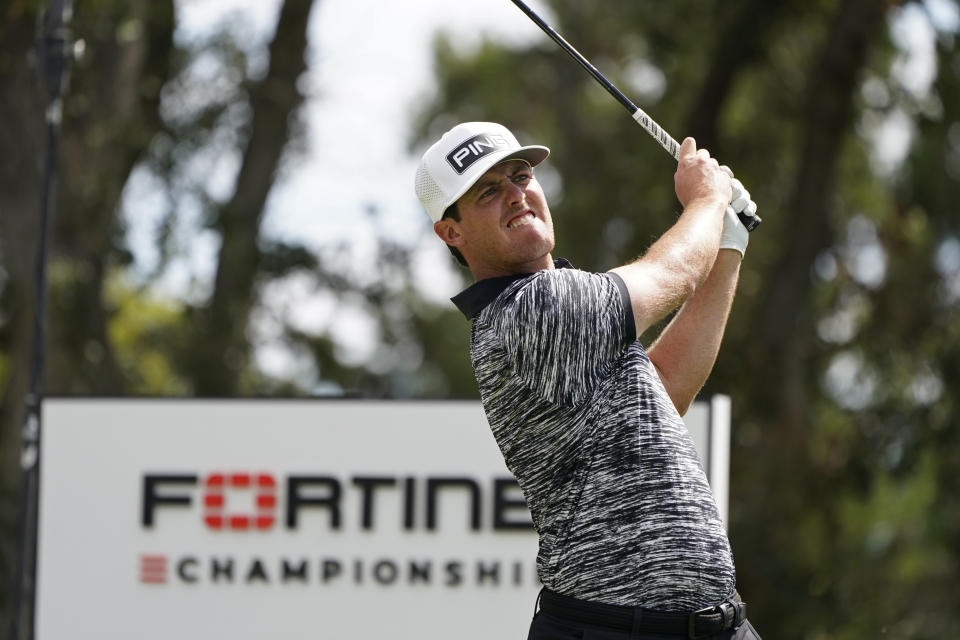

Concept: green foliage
[[104, 273, 190, 394]]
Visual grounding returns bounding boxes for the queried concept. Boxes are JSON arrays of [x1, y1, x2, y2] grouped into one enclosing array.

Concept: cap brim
[[443, 144, 550, 213]]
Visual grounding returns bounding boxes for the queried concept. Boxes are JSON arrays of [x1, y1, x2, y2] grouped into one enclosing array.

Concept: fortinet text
[[141, 472, 534, 532]]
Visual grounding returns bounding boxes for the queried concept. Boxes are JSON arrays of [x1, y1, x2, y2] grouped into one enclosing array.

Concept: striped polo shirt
[[452, 259, 736, 611]]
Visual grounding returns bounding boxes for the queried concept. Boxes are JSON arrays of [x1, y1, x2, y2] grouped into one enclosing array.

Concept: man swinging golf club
[[415, 121, 762, 639]]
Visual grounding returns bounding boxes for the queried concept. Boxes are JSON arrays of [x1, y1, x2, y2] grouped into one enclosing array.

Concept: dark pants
[[527, 597, 763, 640]]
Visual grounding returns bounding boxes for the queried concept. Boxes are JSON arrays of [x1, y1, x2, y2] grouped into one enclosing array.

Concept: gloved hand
[[721, 204, 749, 257], [719, 166, 754, 257]]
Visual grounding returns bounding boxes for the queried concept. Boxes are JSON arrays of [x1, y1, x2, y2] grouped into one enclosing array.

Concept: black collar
[[451, 258, 574, 319]]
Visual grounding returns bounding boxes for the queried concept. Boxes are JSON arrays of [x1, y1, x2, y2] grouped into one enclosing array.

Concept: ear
[[433, 219, 466, 248]]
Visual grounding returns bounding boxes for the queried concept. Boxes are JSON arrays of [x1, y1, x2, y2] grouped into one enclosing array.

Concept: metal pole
[[8, 1, 72, 638]]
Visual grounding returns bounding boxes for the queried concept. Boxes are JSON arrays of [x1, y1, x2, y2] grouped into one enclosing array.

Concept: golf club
[[509, 0, 761, 232]]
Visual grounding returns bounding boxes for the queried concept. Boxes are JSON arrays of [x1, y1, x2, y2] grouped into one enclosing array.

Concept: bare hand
[[674, 137, 732, 208]]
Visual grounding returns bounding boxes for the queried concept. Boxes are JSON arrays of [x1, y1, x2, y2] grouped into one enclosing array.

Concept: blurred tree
[[0, 0, 177, 624], [0, 0, 473, 624], [178, 0, 315, 396], [0, 0, 328, 624]]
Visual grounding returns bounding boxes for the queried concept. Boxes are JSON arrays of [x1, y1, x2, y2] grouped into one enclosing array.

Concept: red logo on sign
[[140, 554, 167, 583], [203, 472, 276, 530]]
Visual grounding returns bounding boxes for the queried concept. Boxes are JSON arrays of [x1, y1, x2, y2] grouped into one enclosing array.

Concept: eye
[[479, 186, 497, 200], [512, 171, 532, 184]]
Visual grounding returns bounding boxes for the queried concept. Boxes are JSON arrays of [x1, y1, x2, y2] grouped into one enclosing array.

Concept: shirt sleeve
[[493, 268, 634, 406]]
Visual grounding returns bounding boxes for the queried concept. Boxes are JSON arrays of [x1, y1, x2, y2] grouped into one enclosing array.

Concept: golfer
[[415, 121, 761, 639]]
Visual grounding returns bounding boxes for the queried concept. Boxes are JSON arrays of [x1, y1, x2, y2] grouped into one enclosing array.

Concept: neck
[[469, 253, 555, 281]]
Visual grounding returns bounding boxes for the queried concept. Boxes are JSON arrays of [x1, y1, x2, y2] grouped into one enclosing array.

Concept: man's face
[[438, 160, 555, 277]]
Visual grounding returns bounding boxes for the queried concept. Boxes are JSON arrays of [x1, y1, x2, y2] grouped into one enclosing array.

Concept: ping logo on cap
[[445, 133, 511, 174]]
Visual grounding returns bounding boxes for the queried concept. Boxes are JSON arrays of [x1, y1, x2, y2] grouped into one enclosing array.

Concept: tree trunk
[[45, 0, 175, 394], [188, 0, 319, 396], [737, 0, 889, 630], [759, 0, 887, 433], [684, 0, 785, 150]]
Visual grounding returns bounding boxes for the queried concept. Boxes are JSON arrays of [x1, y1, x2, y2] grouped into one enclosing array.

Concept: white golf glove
[[719, 166, 754, 257]]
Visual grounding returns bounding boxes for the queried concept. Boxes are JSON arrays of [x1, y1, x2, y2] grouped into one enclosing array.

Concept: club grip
[[725, 170, 761, 232], [738, 209, 761, 231]]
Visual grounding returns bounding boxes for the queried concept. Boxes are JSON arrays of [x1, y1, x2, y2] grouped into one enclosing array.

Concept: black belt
[[538, 588, 747, 639]]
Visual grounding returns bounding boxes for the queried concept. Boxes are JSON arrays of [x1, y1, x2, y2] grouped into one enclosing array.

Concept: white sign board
[[36, 398, 728, 640]]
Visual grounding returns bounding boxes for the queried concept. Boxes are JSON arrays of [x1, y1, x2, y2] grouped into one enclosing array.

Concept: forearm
[[643, 195, 725, 293], [610, 195, 725, 334], [647, 249, 741, 415]]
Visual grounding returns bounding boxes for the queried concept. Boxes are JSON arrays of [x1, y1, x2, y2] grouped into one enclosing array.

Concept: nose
[[505, 179, 525, 207]]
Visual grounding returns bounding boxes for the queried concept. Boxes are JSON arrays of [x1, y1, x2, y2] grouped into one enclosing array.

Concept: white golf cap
[[414, 121, 550, 223]]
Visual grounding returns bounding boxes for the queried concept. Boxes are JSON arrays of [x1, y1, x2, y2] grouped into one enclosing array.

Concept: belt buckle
[[688, 602, 738, 639], [687, 605, 719, 640]]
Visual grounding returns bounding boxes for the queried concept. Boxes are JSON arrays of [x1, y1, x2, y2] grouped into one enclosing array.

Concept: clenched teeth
[[507, 212, 535, 229]]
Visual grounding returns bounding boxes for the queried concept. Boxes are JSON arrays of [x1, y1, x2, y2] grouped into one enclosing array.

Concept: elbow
[[673, 395, 695, 418], [651, 358, 700, 417], [668, 245, 714, 302], [677, 273, 700, 302], [669, 385, 700, 418], [672, 263, 704, 305], [651, 361, 693, 416]]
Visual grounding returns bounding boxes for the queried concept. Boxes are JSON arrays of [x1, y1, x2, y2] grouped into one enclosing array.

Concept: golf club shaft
[[509, 0, 761, 231]]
